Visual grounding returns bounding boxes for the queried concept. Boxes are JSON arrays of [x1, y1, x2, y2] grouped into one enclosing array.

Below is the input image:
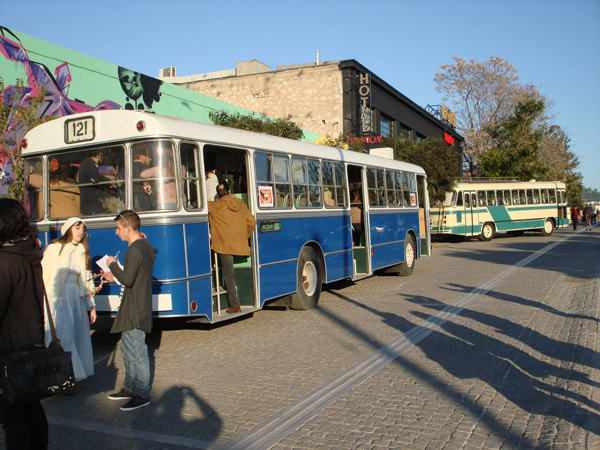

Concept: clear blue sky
[[3, 0, 599, 191]]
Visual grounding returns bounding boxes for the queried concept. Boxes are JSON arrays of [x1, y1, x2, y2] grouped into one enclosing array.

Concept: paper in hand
[[96, 255, 124, 285]]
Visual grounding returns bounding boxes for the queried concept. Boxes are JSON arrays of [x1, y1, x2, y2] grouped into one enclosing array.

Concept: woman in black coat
[[0, 199, 48, 450]]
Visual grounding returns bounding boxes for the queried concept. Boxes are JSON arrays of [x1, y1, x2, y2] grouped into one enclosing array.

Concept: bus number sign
[[65, 116, 95, 144]]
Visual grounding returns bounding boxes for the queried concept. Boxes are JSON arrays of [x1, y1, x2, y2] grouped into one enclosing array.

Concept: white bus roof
[[454, 180, 566, 190], [22, 110, 426, 175]]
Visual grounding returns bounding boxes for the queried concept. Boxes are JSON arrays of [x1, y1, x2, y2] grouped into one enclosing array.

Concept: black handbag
[[0, 285, 76, 407]]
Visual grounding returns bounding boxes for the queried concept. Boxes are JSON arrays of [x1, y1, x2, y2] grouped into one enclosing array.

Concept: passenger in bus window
[[350, 189, 363, 246], [78, 151, 110, 215], [321, 187, 336, 207], [208, 182, 256, 314], [140, 158, 186, 210], [132, 146, 156, 211], [204, 155, 221, 201]]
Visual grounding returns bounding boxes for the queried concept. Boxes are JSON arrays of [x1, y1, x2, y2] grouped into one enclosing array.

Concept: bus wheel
[[291, 247, 322, 310], [541, 219, 554, 236], [479, 223, 495, 241], [398, 235, 416, 276]]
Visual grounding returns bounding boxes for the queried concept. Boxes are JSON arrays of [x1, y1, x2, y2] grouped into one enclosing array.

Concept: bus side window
[[180, 142, 202, 210], [478, 191, 486, 207], [385, 170, 396, 207], [322, 161, 338, 207], [307, 159, 321, 208], [456, 191, 463, 207], [24, 157, 44, 220], [292, 157, 308, 208], [273, 155, 291, 208], [463, 192, 470, 208]]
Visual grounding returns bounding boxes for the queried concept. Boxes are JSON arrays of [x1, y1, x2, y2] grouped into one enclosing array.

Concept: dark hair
[[114, 209, 141, 232], [216, 182, 230, 198], [0, 199, 39, 246]]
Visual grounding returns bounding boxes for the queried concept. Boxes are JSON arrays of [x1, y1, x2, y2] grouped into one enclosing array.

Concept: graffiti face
[[118, 66, 162, 111]]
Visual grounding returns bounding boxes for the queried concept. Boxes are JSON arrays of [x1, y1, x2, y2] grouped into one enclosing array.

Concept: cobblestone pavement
[[1, 227, 598, 449]]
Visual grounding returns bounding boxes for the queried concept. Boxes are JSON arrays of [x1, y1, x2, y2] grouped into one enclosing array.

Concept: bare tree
[[434, 56, 540, 176]]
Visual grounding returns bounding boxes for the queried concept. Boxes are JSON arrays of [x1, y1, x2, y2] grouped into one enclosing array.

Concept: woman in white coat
[[42, 217, 96, 381]]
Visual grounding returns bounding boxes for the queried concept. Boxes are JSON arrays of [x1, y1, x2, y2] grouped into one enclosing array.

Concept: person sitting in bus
[[140, 158, 186, 210], [350, 189, 363, 246], [132, 146, 156, 211], [321, 187, 336, 207], [78, 151, 110, 215]]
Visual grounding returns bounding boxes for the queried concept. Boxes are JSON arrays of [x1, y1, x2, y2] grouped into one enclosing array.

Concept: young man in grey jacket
[[104, 210, 157, 411]]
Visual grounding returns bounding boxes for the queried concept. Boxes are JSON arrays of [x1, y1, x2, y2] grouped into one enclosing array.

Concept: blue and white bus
[[430, 179, 569, 241], [21, 110, 431, 323]]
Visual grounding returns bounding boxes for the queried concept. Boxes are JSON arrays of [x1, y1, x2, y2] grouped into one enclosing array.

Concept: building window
[[380, 114, 393, 138], [398, 124, 411, 139]]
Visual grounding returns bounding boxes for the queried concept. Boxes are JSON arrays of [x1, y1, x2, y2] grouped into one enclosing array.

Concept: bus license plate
[[64, 116, 95, 144]]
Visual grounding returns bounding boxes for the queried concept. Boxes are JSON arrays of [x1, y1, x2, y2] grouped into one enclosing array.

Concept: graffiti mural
[[118, 67, 162, 111], [0, 26, 122, 193], [0, 25, 320, 196]]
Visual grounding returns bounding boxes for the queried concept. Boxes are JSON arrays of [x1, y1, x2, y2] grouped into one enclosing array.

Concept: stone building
[[159, 59, 462, 152]]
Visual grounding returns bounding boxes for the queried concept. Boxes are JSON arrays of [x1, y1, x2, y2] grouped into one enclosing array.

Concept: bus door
[[464, 191, 479, 236], [203, 145, 257, 319], [347, 164, 370, 276]]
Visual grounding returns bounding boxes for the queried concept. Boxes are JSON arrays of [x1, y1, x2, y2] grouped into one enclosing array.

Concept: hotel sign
[[359, 72, 371, 136]]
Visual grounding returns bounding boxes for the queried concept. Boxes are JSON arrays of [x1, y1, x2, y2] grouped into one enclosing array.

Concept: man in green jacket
[[208, 182, 256, 313], [104, 210, 157, 411]]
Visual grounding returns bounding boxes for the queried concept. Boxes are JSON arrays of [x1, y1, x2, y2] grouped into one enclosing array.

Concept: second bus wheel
[[541, 219, 554, 236], [479, 222, 495, 241], [398, 234, 416, 276], [291, 247, 322, 310]]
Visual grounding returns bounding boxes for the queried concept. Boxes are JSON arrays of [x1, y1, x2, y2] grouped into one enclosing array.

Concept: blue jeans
[[121, 329, 151, 399]]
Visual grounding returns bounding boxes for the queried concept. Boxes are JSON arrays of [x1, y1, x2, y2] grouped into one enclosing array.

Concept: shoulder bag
[[0, 285, 76, 407]]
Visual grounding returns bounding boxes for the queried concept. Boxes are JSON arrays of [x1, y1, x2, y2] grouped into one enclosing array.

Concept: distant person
[[42, 217, 96, 381], [585, 204, 593, 231], [0, 199, 48, 449], [571, 206, 579, 231], [104, 210, 157, 411], [78, 151, 109, 215], [208, 182, 256, 313]]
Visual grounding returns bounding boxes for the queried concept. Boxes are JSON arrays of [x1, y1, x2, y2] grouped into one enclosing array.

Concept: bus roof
[[454, 180, 566, 190], [22, 110, 426, 175]]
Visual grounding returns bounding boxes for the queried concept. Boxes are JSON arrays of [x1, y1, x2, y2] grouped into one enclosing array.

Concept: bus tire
[[398, 234, 416, 276], [291, 247, 322, 310], [479, 223, 495, 241], [541, 219, 554, 236]]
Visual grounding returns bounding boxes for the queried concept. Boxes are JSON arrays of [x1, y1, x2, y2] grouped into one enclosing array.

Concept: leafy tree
[[434, 57, 541, 175], [209, 111, 304, 140], [539, 124, 582, 206], [382, 136, 460, 203], [1, 77, 52, 200], [478, 98, 548, 180]]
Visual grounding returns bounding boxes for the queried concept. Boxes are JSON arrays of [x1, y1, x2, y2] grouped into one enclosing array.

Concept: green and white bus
[[431, 180, 569, 241]]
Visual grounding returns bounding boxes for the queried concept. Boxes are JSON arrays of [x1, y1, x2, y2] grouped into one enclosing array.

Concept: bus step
[[211, 306, 260, 323]]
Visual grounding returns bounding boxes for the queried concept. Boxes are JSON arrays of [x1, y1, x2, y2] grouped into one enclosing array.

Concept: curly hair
[[0, 199, 39, 246]]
